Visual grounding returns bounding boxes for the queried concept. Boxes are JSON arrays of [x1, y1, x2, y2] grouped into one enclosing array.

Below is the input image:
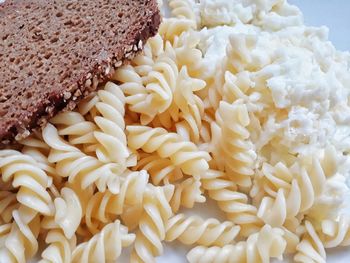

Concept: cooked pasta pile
[[1, 0, 350, 262]]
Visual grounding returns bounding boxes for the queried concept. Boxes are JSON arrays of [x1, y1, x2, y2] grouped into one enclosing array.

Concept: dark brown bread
[[0, 0, 160, 144]]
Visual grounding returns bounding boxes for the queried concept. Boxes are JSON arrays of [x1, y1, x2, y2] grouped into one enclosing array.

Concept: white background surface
[[154, 1, 350, 262]]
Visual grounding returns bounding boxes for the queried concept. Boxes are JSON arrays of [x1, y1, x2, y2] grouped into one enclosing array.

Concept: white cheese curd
[[192, 0, 350, 224]]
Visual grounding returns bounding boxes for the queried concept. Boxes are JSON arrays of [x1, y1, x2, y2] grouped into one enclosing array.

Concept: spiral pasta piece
[[50, 111, 98, 153], [201, 169, 262, 237], [165, 213, 240, 246], [20, 140, 63, 187], [135, 152, 184, 185], [92, 81, 132, 166], [127, 126, 211, 176], [72, 220, 135, 263], [84, 170, 149, 233], [170, 177, 205, 213], [256, 157, 327, 227], [52, 187, 82, 239], [113, 65, 150, 116], [0, 150, 53, 216], [294, 221, 326, 263], [42, 124, 122, 194], [130, 184, 174, 263], [159, 18, 197, 43], [0, 191, 18, 224], [169, 0, 197, 24], [320, 215, 350, 248], [171, 66, 206, 143], [140, 56, 179, 124], [39, 229, 76, 263], [186, 224, 286, 263], [0, 206, 40, 263], [214, 101, 257, 187]]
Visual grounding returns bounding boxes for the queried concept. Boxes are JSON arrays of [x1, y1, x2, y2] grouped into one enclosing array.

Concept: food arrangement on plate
[[0, 0, 349, 262]]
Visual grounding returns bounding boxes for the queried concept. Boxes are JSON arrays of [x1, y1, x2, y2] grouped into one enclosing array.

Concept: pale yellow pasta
[[201, 169, 263, 237], [113, 65, 150, 117], [186, 224, 286, 263], [159, 18, 197, 43], [169, 0, 197, 24], [214, 101, 257, 187], [165, 213, 240, 246], [294, 221, 326, 263], [127, 126, 211, 176], [50, 111, 98, 152], [52, 187, 82, 239], [92, 81, 134, 167], [320, 215, 350, 248], [0, 150, 54, 216], [171, 31, 204, 77], [130, 184, 174, 263], [135, 152, 184, 185], [141, 56, 178, 124], [72, 220, 135, 263], [170, 177, 205, 213], [0, 191, 18, 224], [0, 206, 40, 263], [42, 124, 122, 194], [255, 157, 328, 227], [39, 229, 76, 263], [84, 170, 149, 233], [0, 223, 11, 247]]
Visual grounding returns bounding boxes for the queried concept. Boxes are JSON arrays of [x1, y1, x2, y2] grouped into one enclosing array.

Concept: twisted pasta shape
[[320, 215, 350, 248], [0, 206, 40, 263], [0, 150, 54, 216], [0, 191, 18, 224], [165, 213, 240, 246], [222, 70, 263, 113], [256, 158, 327, 227], [20, 139, 63, 187], [52, 187, 82, 239], [214, 101, 257, 187], [159, 18, 197, 43], [113, 65, 152, 121], [92, 81, 133, 166], [84, 170, 149, 233], [127, 126, 211, 176], [141, 56, 179, 124], [130, 184, 174, 263], [170, 177, 205, 213], [132, 34, 164, 76], [50, 111, 98, 151], [169, 0, 197, 24], [39, 229, 76, 263], [135, 152, 184, 185], [170, 66, 206, 143], [186, 224, 286, 263], [0, 223, 11, 246], [42, 124, 122, 194], [294, 221, 326, 263], [201, 169, 262, 237], [72, 220, 135, 263], [170, 30, 204, 78]]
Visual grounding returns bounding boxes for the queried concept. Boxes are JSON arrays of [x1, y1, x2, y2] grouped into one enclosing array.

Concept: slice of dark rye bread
[[0, 0, 160, 145]]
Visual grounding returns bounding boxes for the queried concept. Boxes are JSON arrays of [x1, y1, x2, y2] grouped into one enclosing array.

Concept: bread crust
[[0, 0, 161, 145]]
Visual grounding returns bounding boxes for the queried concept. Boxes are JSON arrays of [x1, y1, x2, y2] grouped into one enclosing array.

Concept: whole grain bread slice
[[0, 0, 160, 145]]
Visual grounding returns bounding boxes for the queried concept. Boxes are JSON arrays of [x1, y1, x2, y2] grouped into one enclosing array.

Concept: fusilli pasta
[[186, 224, 286, 263], [165, 213, 240, 246], [72, 220, 135, 263], [127, 126, 211, 176]]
